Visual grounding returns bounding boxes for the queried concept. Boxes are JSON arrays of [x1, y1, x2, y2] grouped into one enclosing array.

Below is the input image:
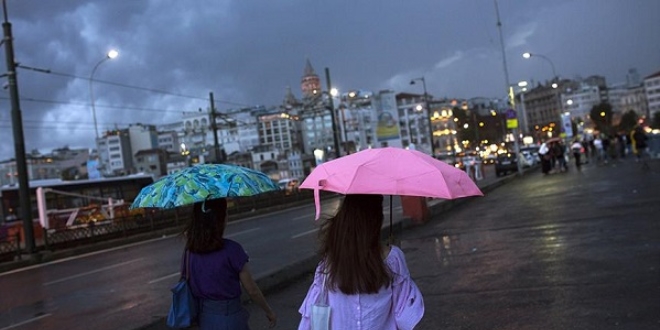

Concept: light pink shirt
[[298, 245, 425, 330]]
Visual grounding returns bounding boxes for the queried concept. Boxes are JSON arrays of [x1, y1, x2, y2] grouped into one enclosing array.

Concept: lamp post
[[516, 81, 529, 135], [410, 77, 434, 156], [494, 0, 522, 175], [522, 52, 564, 136], [324, 67, 342, 158], [522, 52, 557, 79], [89, 49, 118, 140]]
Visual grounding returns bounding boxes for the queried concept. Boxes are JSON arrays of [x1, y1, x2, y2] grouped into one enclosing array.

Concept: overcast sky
[[0, 0, 658, 161]]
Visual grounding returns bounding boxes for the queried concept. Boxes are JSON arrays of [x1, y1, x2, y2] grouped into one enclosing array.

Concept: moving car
[[435, 152, 459, 168], [495, 152, 518, 177], [277, 178, 300, 194]]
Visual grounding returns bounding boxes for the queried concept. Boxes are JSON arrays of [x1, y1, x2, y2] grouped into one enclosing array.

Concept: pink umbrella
[[300, 147, 483, 221]]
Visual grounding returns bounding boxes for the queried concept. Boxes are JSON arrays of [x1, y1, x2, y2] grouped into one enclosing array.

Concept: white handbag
[[311, 271, 331, 330]]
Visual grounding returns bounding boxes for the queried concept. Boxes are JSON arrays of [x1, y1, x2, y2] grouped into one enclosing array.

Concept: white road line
[[291, 215, 312, 221], [0, 313, 52, 330], [148, 272, 179, 284], [43, 258, 144, 286], [291, 228, 318, 239], [0, 236, 172, 277], [225, 227, 260, 238]]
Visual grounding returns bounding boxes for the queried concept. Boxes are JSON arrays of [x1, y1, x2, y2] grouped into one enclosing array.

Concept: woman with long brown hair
[[182, 198, 277, 329], [297, 194, 425, 329]]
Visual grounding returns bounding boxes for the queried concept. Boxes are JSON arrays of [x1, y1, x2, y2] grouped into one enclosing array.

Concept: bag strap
[[182, 250, 191, 281]]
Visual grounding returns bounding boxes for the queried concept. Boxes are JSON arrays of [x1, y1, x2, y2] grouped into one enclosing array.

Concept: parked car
[[520, 150, 537, 167], [495, 152, 518, 176], [520, 146, 541, 163]]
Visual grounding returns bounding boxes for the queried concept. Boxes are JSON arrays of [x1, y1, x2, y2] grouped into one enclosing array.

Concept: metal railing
[[1, 189, 328, 263], [0, 232, 21, 262]]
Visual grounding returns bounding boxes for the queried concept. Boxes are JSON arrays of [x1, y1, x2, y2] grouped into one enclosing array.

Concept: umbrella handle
[[314, 188, 321, 221], [313, 180, 327, 221]]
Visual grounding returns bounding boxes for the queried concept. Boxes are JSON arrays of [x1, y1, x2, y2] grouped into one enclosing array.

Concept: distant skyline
[[0, 0, 659, 160]]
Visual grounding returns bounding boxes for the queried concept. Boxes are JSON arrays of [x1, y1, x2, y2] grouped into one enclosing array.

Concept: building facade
[[644, 71, 660, 120]]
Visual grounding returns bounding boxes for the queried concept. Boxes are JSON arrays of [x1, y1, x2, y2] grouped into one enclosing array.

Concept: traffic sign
[[504, 108, 517, 119]]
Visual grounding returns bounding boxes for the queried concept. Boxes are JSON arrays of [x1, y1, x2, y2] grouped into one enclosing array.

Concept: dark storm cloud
[[0, 0, 658, 160]]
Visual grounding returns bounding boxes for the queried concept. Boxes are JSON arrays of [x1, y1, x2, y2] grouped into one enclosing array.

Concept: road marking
[[225, 227, 260, 238], [148, 272, 179, 284], [0, 313, 52, 330], [43, 258, 143, 286], [291, 228, 318, 239], [291, 214, 312, 221], [0, 236, 171, 277]]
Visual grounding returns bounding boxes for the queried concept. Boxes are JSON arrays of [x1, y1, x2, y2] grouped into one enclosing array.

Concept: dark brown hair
[[184, 198, 227, 253], [319, 194, 391, 294]]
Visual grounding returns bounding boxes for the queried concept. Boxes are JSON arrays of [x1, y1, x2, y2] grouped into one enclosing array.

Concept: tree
[[618, 110, 638, 133], [589, 102, 613, 134]]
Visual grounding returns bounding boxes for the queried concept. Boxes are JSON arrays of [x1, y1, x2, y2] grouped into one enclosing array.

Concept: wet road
[[238, 159, 660, 330], [0, 191, 413, 329]]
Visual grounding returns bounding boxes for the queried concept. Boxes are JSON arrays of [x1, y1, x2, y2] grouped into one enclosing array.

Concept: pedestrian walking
[[631, 125, 650, 168], [552, 141, 568, 172], [297, 194, 424, 329], [183, 198, 277, 329], [571, 139, 584, 170], [593, 135, 605, 164], [539, 142, 552, 175]]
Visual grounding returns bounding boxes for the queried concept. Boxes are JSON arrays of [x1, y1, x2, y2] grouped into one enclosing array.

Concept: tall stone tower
[[301, 58, 321, 99]]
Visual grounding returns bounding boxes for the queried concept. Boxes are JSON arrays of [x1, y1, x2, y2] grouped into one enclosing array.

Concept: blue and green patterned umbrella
[[130, 164, 279, 209]]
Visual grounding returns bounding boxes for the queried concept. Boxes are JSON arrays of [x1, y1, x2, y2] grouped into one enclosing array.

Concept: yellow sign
[[506, 118, 518, 129]]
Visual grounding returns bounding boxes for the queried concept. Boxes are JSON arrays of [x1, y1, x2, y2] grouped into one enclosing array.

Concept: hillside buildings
[[1, 62, 659, 186]]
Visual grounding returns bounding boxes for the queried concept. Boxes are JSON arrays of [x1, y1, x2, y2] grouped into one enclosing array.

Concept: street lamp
[[523, 52, 564, 137], [522, 52, 557, 79], [324, 68, 342, 158], [516, 80, 529, 135], [410, 77, 435, 156], [89, 49, 119, 139]]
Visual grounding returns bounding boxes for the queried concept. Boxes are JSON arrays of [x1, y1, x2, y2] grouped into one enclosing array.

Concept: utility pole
[[324, 67, 341, 159], [494, 0, 522, 175], [3, 0, 36, 254], [209, 92, 222, 163]]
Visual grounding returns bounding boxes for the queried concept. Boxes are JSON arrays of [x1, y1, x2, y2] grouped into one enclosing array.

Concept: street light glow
[[330, 88, 338, 97], [107, 49, 119, 59], [522, 52, 531, 59]]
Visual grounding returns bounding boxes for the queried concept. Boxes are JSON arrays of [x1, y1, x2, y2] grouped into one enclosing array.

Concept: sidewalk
[[239, 158, 660, 329]]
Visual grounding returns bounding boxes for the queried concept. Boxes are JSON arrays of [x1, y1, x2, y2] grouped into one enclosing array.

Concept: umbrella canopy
[[300, 147, 483, 219], [130, 164, 279, 209]]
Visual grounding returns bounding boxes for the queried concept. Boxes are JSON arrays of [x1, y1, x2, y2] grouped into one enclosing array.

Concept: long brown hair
[[184, 198, 227, 253], [319, 194, 391, 294]]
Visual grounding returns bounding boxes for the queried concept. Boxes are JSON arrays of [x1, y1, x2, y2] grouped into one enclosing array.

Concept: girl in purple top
[[183, 198, 277, 329], [298, 194, 425, 329]]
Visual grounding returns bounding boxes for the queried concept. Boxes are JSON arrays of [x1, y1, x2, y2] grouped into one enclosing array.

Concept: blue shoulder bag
[[166, 250, 198, 328]]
